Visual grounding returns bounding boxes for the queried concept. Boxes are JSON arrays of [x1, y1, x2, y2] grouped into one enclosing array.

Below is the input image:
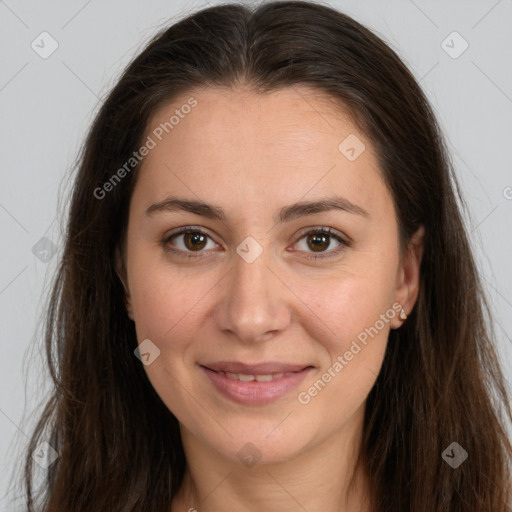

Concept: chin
[[204, 425, 312, 467]]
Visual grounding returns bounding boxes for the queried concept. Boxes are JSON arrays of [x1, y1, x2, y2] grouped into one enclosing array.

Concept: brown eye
[[306, 233, 330, 252], [162, 228, 218, 258], [293, 227, 350, 260], [182, 231, 208, 251]]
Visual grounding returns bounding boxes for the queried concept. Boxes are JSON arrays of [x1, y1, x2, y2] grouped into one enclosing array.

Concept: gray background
[[1, 0, 511, 508]]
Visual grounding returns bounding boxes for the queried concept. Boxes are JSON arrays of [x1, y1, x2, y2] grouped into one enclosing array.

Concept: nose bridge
[[215, 236, 290, 342]]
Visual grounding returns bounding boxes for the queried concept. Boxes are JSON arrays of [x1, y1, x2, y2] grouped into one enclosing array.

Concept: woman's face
[[118, 85, 422, 464]]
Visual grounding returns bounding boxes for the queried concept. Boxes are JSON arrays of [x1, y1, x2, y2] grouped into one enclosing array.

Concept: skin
[[116, 85, 424, 512]]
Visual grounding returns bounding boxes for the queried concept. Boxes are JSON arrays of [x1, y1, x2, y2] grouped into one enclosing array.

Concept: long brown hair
[[16, 1, 512, 510]]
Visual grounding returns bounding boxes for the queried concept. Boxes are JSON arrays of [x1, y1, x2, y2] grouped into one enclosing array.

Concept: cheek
[[302, 266, 396, 346], [127, 262, 211, 412], [130, 265, 206, 346], [294, 273, 394, 409]]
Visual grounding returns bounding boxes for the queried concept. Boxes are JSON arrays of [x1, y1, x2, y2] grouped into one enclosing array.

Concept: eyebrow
[[145, 195, 369, 223]]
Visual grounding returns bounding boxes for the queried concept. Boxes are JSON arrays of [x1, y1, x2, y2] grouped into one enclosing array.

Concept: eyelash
[[161, 226, 350, 261]]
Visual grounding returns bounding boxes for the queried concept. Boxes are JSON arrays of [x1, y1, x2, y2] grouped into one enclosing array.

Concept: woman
[[20, 1, 512, 510]]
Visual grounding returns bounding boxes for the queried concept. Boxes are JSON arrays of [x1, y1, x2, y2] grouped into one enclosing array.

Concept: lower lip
[[200, 365, 314, 405]]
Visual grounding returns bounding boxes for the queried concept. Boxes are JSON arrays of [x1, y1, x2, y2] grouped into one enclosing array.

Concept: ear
[[115, 246, 135, 321], [391, 225, 425, 329]]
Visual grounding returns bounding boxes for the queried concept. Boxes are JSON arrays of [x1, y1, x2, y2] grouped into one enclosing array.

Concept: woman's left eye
[[161, 226, 349, 260], [292, 227, 349, 259]]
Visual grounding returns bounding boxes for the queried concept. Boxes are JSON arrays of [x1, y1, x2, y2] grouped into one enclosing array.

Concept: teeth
[[221, 371, 294, 381], [255, 374, 273, 382], [238, 373, 256, 382]]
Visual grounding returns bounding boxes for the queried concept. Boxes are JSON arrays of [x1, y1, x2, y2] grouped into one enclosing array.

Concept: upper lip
[[201, 361, 313, 374]]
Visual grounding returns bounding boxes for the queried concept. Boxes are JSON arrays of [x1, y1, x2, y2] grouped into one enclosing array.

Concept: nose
[[214, 241, 292, 344]]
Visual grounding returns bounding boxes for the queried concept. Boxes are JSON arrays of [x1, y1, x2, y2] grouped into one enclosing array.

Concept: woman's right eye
[[162, 228, 219, 258]]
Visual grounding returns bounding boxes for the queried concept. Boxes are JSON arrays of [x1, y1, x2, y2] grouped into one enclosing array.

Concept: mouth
[[199, 362, 315, 405]]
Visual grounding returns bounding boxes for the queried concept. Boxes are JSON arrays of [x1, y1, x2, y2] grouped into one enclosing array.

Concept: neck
[[171, 407, 372, 512]]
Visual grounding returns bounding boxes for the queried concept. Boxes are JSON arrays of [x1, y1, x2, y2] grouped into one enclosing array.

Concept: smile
[[199, 365, 314, 405]]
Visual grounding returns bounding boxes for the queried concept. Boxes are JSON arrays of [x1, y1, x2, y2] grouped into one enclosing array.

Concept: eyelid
[[294, 225, 351, 245], [162, 226, 221, 252], [290, 226, 350, 260]]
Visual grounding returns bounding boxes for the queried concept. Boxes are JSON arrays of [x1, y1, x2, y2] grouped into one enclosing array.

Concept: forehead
[[147, 85, 362, 148], [134, 85, 391, 220]]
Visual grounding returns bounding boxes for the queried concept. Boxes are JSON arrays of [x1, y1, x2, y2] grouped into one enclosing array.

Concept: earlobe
[[392, 225, 425, 328]]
